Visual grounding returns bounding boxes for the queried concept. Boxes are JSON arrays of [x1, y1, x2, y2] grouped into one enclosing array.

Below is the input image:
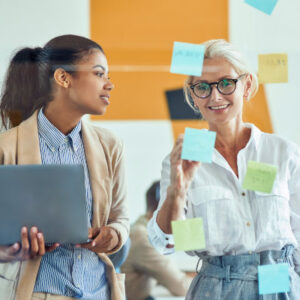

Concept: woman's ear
[[53, 68, 71, 88], [243, 74, 252, 100]]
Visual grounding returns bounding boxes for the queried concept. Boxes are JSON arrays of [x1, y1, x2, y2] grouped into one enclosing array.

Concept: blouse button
[[242, 192, 246, 196], [165, 237, 169, 240], [246, 222, 251, 227]]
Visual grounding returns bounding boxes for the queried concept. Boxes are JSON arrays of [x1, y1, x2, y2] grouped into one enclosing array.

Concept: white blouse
[[147, 124, 300, 274]]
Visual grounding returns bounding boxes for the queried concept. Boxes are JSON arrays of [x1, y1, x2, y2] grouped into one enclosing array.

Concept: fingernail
[[13, 243, 19, 250], [92, 241, 96, 247], [37, 233, 42, 238]]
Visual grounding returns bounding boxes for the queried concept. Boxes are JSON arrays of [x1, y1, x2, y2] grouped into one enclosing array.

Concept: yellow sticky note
[[258, 53, 288, 84], [171, 218, 206, 252]]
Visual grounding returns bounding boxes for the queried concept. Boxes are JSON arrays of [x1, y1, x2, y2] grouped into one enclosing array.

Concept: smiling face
[[190, 57, 251, 128], [67, 49, 114, 116]]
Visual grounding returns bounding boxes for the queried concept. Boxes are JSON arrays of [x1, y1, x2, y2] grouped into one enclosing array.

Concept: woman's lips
[[208, 104, 230, 111], [100, 95, 110, 104]]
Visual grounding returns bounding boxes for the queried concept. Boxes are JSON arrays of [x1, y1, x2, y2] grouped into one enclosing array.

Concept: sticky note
[[242, 161, 277, 193], [258, 53, 288, 84], [244, 0, 278, 15], [171, 218, 206, 252], [181, 128, 216, 163], [258, 263, 290, 295], [170, 42, 205, 76]]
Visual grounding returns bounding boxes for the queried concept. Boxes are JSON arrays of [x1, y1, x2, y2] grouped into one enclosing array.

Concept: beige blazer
[[0, 111, 129, 300]]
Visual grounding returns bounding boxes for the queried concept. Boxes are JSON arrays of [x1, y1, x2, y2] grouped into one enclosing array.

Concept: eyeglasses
[[189, 74, 246, 99]]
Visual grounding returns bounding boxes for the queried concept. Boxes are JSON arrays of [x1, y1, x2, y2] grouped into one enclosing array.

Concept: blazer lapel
[[17, 111, 41, 165], [15, 111, 42, 300], [82, 120, 109, 227]]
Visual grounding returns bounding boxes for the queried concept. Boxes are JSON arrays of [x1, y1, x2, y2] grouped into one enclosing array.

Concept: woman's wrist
[[167, 184, 187, 201]]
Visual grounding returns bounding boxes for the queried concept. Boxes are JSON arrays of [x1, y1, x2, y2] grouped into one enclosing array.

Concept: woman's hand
[[76, 226, 119, 254], [0, 226, 59, 262], [170, 134, 201, 196], [156, 135, 201, 234]]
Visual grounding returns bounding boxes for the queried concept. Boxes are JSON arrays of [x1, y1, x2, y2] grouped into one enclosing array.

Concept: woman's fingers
[[29, 227, 39, 256], [6, 243, 20, 256], [0, 227, 54, 262], [46, 242, 60, 253], [36, 232, 46, 256], [19, 227, 30, 259]]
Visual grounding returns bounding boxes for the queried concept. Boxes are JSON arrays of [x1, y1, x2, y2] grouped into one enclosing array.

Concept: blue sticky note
[[170, 42, 205, 76], [258, 263, 290, 295], [181, 128, 216, 163], [244, 0, 278, 15]]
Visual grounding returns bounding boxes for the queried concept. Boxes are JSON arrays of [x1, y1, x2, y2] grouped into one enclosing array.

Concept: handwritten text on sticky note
[[244, 0, 278, 15], [170, 42, 205, 76], [181, 128, 216, 163], [242, 161, 277, 193], [258, 263, 290, 295], [258, 53, 288, 84], [171, 218, 206, 252]]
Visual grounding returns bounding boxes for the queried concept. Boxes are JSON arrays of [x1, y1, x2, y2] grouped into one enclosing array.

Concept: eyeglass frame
[[189, 74, 247, 99]]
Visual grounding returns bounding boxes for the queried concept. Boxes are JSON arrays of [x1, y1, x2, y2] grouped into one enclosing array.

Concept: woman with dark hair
[[0, 34, 129, 300]]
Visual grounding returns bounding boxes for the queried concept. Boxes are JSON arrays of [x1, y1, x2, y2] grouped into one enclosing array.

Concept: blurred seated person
[[121, 181, 192, 300]]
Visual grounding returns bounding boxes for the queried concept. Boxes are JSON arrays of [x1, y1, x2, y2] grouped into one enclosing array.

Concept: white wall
[[87, 119, 174, 223], [230, 0, 300, 145], [0, 0, 89, 87]]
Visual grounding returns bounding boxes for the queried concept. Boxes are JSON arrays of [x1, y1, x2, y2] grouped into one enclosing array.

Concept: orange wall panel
[[90, 0, 272, 135], [90, 0, 228, 121]]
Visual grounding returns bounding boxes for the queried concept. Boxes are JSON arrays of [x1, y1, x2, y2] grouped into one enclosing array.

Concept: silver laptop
[[0, 164, 89, 245]]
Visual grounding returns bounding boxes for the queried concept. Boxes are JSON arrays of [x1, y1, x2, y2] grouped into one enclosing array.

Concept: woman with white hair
[[148, 39, 300, 299]]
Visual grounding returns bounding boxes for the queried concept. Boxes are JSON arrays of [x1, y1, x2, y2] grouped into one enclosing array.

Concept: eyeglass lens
[[193, 79, 236, 98]]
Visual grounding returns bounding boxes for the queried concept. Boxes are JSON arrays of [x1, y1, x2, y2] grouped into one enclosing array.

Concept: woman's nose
[[209, 85, 223, 102], [105, 79, 114, 91]]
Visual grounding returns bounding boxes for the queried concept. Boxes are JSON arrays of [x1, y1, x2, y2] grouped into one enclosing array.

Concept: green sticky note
[[171, 218, 206, 252], [242, 161, 277, 193]]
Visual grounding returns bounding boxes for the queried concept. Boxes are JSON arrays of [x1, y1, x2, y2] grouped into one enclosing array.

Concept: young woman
[[0, 34, 129, 300], [148, 39, 300, 299]]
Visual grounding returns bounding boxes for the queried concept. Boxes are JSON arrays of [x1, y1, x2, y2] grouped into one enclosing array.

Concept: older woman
[[148, 39, 300, 299]]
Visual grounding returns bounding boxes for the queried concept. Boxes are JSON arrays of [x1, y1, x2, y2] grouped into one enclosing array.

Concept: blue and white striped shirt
[[33, 109, 110, 299]]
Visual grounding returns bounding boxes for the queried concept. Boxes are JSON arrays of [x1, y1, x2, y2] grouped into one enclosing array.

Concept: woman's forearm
[[156, 185, 186, 234]]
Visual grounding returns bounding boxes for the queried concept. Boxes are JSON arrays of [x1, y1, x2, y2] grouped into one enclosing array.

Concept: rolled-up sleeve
[[289, 148, 300, 275], [147, 155, 177, 255]]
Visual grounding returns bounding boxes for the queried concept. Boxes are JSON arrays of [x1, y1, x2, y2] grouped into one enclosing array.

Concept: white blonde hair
[[183, 39, 258, 112]]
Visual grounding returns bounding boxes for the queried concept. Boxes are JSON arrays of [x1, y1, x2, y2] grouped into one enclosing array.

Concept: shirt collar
[[244, 122, 261, 151], [38, 109, 82, 151], [212, 122, 261, 165]]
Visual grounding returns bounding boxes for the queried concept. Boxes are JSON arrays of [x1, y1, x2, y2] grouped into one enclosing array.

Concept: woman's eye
[[197, 84, 209, 91], [221, 79, 232, 87], [96, 72, 105, 77]]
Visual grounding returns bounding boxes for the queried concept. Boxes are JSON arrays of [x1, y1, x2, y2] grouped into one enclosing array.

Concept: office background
[[0, 0, 299, 222]]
